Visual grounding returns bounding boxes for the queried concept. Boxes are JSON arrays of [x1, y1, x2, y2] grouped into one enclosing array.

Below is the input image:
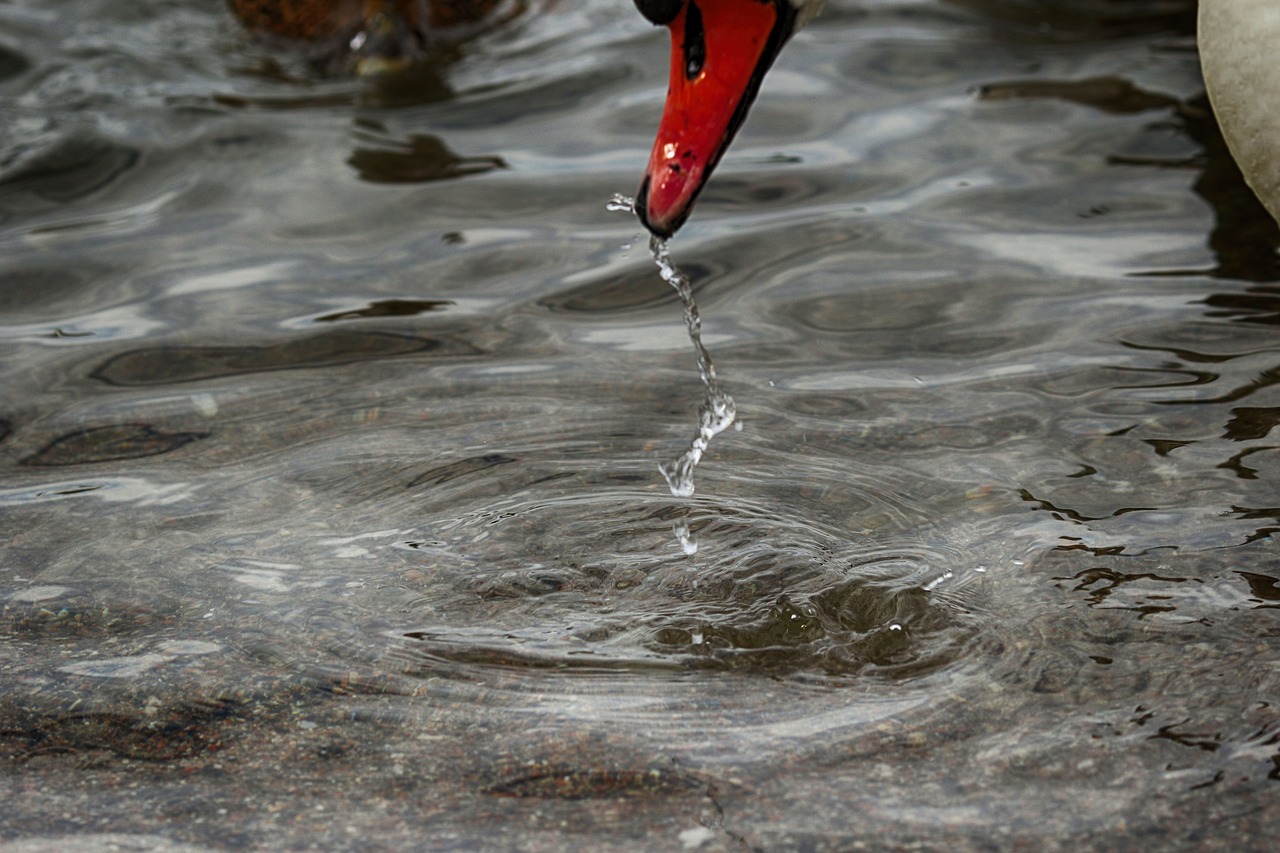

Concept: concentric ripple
[[164, 461, 1008, 778]]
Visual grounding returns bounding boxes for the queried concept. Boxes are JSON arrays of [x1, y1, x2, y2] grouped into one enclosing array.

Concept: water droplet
[[192, 392, 218, 417], [606, 193, 635, 213], [673, 518, 698, 555]]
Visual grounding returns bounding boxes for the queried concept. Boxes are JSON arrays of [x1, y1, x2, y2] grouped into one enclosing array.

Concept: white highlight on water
[[923, 569, 954, 592]]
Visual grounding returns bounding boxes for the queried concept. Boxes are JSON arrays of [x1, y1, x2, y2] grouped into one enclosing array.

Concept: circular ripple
[[393, 495, 981, 673], [270, 483, 1017, 766]]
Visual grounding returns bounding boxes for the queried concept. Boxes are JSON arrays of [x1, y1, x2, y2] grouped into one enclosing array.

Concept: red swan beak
[[636, 0, 794, 238]]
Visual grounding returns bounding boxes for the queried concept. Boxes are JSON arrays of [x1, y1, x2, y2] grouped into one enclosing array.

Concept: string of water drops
[[609, 194, 739, 503], [649, 235, 739, 498]]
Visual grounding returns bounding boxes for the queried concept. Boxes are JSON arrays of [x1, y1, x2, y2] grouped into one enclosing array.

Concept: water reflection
[[226, 0, 515, 74], [347, 124, 506, 183], [20, 424, 207, 466], [3, 0, 1280, 847], [980, 77, 1280, 281], [0, 134, 139, 209], [90, 329, 473, 385], [945, 0, 1196, 40]]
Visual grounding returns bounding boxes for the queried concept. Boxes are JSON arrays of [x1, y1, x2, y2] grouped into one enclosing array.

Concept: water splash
[[648, 235, 738, 499]]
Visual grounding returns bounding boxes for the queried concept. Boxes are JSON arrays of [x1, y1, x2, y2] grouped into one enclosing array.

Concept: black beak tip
[[634, 176, 682, 240]]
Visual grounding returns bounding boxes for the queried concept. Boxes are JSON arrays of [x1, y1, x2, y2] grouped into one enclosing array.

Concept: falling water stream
[[608, 192, 739, 548], [649, 234, 739, 501]]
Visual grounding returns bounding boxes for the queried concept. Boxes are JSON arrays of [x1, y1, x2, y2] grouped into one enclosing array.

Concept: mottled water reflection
[[2, 0, 1279, 850]]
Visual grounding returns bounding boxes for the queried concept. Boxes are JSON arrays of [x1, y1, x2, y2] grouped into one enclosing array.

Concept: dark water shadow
[[0, 705, 233, 764], [21, 425, 208, 467], [0, 41, 30, 83], [0, 134, 140, 216], [312, 298, 454, 322], [538, 261, 716, 315], [945, 0, 1195, 41], [90, 329, 480, 386], [348, 121, 506, 183]]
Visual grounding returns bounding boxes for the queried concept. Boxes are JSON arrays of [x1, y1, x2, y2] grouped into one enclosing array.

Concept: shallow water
[[3, 0, 1280, 849]]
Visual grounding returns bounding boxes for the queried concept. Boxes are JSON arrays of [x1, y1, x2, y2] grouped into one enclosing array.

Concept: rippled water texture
[[3, 0, 1280, 850]]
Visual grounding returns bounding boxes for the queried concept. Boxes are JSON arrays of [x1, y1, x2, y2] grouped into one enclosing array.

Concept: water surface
[[3, 0, 1279, 850]]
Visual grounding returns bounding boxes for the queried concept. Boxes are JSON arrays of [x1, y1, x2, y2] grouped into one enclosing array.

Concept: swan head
[[633, 0, 826, 237]]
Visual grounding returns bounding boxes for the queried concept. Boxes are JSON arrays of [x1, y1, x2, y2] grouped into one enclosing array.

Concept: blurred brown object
[[226, 0, 503, 42]]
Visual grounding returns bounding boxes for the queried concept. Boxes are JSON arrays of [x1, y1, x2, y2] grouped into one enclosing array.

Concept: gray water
[[3, 0, 1279, 850]]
